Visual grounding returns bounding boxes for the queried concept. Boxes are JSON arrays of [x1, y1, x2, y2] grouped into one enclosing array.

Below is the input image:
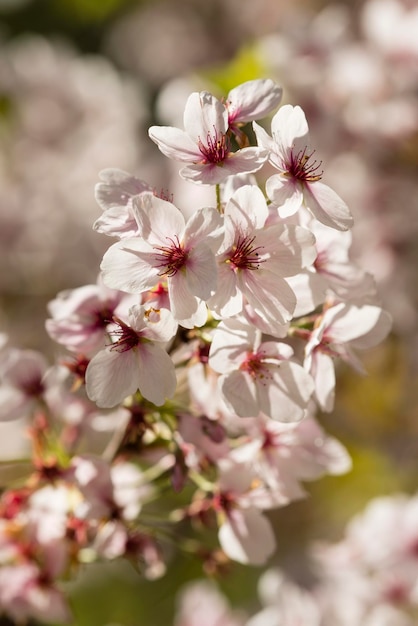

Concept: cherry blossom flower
[[215, 461, 277, 565], [93, 168, 152, 238], [208, 185, 316, 329], [226, 79, 283, 126], [230, 414, 352, 503], [100, 192, 223, 327], [313, 493, 418, 626], [304, 301, 392, 411], [246, 568, 322, 626], [0, 349, 50, 421], [225, 78, 283, 148], [0, 562, 72, 624], [174, 580, 246, 626], [149, 91, 268, 184], [254, 104, 353, 230], [209, 318, 315, 422], [45, 278, 133, 356], [85, 304, 177, 408]]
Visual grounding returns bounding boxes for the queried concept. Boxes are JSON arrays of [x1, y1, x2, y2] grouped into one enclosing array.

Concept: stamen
[[286, 146, 323, 182], [239, 352, 271, 382], [153, 235, 188, 277], [198, 126, 230, 164], [109, 318, 140, 353], [228, 234, 265, 271]]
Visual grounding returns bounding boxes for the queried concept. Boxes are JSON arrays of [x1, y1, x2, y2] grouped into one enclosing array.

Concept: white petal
[[148, 125, 201, 162], [307, 350, 336, 412], [0, 387, 30, 421], [100, 239, 159, 293], [220, 371, 259, 418], [225, 184, 268, 230], [180, 148, 267, 185], [185, 245, 218, 300], [95, 168, 151, 210], [265, 174, 303, 216], [183, 91, 228, 143], [209, 319, 254, 373], [183, 206, 224, 250], [326, 304, 390, 345], [258, 361, 314, 422], [219, 508, 276, 565], [253, 120, 277, 155], [240, 270, 296, 325], [168, 272, 200, 321], [136, 343, 177, 405], [93, 206, 138, 238], [86, 349, 140, 408], [304, 182, 353, 231], [207, 263, 241, 318], [271, 104, 309, 152], [227, 79, 282, 124], [132, 193, 185, 245]]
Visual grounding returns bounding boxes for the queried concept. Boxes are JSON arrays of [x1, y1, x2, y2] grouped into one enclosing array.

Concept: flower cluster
[[174, 492, 418, 626], [0, 79, 390, 623]]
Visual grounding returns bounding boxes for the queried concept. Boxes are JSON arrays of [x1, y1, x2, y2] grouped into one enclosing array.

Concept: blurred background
[[0, 0, 417, 624]]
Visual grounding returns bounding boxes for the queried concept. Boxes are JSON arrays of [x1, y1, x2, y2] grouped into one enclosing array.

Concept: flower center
[[153, 235, 188, 277], [227, 234, 265, 271], [240, 351, 271, 381], [286, 147, 323, 183], [109, 318, 140, 353], [198, 127, 230, 164]]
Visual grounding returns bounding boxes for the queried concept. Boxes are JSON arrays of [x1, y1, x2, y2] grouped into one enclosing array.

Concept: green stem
[[215, 183, 221, 212]]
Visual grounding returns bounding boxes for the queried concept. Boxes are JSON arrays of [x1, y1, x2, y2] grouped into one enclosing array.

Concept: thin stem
[[215, 183, 221, 212]]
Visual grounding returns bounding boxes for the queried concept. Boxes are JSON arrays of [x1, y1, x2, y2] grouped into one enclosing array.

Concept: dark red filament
[[229, 234, 265, 271], [198, 126, 230, 164], [109, 318, 140, 353], [153, 235, 188, 277], [286, 147, 323, 182]]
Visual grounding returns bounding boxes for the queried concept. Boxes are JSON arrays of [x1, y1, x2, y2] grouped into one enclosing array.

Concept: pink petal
[[265, 174, 304, 217], [220, 370, 259, 418], [183, 91, 228, 142], [136, 343, 177, 405], [227, 79, 282, 124], [95, 168, 151, 211], [304, 182, 353, 231], [148, 125, 201, 162], [132, 193, 185, 244], [86, 348, 140, 408], [101, 238, 159, 293], [257, 361, 314, 422], [219, 508, 276, 565], [271, 104, 310, 154]]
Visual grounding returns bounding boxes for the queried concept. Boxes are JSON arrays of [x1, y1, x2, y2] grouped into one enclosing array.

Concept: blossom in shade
[[215, 461, 277, 565], [93, 168, 152, 238], [0, 349, 49, 421], [225, 78, 283, 147], [174, 580, 245, 626], [100, 192, 223, 327], [209, 318, 315, 422], [254, 104, 353, 230], [45, 278, 132, 356], [208, 185, 316, 328], [149, 91, 268, 184], [246, 568, 322, 626], [85, 304, 177, 408], [230, 414, 352, 502], [304, 301, 392, 411]]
